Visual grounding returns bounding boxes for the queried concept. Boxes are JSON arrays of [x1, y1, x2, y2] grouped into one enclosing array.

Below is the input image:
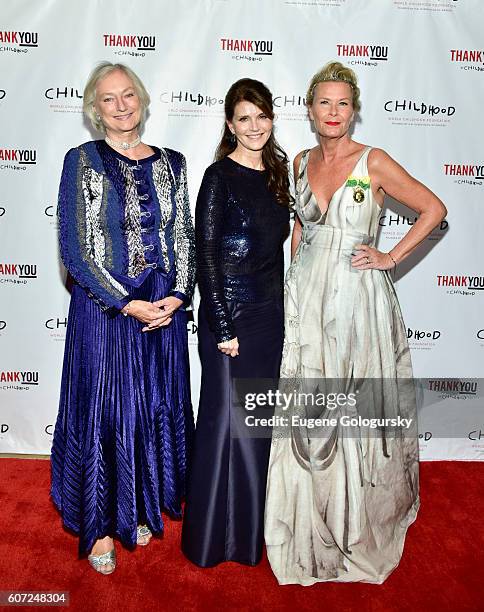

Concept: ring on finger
[[366, 256, 370, 264]]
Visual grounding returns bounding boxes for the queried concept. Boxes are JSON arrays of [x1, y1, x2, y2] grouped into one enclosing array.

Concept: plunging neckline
[[304, 146, 369, 217]]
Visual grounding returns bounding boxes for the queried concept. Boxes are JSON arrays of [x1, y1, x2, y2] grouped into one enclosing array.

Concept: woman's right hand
[[217, 337, 239, 358], [122, 300, 172, 328]]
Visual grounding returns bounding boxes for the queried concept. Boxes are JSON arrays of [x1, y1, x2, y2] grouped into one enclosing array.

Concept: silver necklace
[[105, 135, 141, 150]]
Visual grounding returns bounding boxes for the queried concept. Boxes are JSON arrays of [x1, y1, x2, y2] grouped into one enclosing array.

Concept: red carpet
[[0, 459, 483, 612]]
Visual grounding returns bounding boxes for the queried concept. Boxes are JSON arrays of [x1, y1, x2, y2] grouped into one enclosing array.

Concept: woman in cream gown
[[264, 62, 446, 585]]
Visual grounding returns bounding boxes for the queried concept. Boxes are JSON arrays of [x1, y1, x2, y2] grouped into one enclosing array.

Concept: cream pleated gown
[[264, 147, 419, 585]]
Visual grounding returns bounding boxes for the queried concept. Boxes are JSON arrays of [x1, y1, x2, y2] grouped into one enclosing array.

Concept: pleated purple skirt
[[51, 269, 194, 556]]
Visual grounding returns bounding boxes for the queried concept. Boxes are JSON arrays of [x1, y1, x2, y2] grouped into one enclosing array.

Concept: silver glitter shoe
[[136, 525, 152, 546], [87, 548, 116, 575]]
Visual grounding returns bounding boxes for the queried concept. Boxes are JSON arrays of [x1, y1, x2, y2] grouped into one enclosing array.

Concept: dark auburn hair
[[215, 78, 293, 207]]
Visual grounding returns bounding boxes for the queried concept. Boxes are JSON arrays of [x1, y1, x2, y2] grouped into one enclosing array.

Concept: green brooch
[[346, 175, 371, 203]]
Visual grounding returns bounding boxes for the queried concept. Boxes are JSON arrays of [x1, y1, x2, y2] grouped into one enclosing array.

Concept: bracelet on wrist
[[122, 301, 132, 317], [388, 253, 397, 268]]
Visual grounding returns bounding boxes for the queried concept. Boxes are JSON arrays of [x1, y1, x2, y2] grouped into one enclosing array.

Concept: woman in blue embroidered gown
[[181, 79, 291, 567], [50, 62, 195, 574]]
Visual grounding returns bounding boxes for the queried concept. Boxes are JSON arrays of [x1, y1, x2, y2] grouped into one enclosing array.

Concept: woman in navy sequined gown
[[50, 63, 195, 574], [181, 79, 291, 567]]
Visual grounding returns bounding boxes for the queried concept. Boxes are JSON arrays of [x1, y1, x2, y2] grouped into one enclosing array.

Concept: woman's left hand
[[142, 296, 183, 332], [351, 244, 396, 271]]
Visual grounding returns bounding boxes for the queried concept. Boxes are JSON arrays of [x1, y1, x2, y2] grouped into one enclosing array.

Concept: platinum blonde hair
[[306, 61, 361, 111], [83, 61, 151, 133]]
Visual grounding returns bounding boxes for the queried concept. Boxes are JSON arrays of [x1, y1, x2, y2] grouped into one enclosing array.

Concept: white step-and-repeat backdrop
[[1, 0, 483, 459]]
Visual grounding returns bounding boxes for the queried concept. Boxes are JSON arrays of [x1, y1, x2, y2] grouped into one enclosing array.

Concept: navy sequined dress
[[50, 140, 195, 556], [181, 156, 290, 567]]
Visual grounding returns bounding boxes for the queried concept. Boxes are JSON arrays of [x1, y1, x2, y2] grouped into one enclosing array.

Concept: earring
[[230, 133, 236, 143]]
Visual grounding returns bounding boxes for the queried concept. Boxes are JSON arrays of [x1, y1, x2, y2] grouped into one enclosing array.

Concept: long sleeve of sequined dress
[[195, 164, 236, 343]]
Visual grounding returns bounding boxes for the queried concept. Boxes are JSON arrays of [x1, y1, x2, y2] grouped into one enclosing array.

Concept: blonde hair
[[306, 61, 361, 111], [83, 62, 151, 133]]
